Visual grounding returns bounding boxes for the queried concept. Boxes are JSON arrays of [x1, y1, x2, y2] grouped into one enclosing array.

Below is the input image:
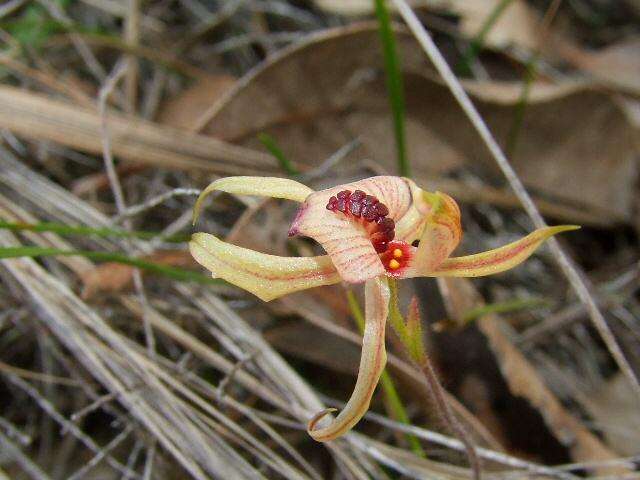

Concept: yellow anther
[[389, 259, 401, 270], [393, 248, 403, 259]]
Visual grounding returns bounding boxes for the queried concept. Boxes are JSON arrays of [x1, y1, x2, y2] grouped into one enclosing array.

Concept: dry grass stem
[[0, 87, 276, 173]]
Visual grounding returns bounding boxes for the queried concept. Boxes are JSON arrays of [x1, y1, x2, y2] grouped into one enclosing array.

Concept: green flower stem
[[386, 279, 481, 479], [346, 289, 425, 457], [387, 277, 410, 347]]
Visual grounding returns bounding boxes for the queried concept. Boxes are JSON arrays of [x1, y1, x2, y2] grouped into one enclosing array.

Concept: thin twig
[[142, 442, 156, 480], [298, 138, 362, 183], [0, 359, 80, 387], [216, 351, 258, 402], [417, 356, 481, 479], [124, 0, 140, 113], [0, 430, 51, 480], [71, 391, 120, 423], [5, 374, 140, 479], [98, 60, 129, 216], [98, 59, 156, 358], [67, 425, 134, 480], [36, 0, 108, 83], [360, 410, 576, 479], [391, 0, 640, 402], [113, 188, 201, 223], [0, 416, 31, 446], [0, 0, 26, 18], [122, 440, 144, 480]]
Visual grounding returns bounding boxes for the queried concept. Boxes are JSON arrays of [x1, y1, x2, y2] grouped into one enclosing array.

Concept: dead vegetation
[[0, 0, 639, 478]]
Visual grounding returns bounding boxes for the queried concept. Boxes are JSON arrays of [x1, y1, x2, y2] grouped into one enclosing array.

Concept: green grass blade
[[456, 0, 515, 76], [258, 133, 299, 176], [0, 246, 220, 285], [0, 221, 190, 243], [462, 297, 550, 324], [374, 0, 409, 177], [346, 289, 425, 457], [505, 56, 537, 158]]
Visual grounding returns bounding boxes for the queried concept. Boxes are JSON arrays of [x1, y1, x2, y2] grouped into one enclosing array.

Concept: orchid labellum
[[190, 176, 577, 442]]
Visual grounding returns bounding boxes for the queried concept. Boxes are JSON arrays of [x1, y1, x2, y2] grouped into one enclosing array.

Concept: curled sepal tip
[[193, 176, 314, 224], [308, 277, 389, 441], [307, 408, 338, 432]]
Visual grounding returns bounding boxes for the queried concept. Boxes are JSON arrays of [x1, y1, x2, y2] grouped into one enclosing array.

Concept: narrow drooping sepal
[[413, 191, 462, 272], [190, 233, 340, 301], [193, 176, 314, 224], [431, 225, 580, 277], [308, 276, 390, 441], [289, 176, 430, 283]]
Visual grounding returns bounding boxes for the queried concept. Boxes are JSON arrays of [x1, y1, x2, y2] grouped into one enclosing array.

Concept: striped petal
[[412, 191, 463, 272], [193, 176, 314, 224], [394, 178, 433, 243], [308, 276, 389, 441], [289, 176, 431, 283], [404, 225, 579, 278], [190, 233, 340, 301]]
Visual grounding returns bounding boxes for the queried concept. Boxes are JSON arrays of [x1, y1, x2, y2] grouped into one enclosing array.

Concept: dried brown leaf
[[454, 0, 540, 50], [560, 36, 640, 96], [314, 0, 540, 49], [80, 250, 195, 299], [197, 23, 638, 220], [314, 0, 541, 50], [159, 74, 237, 131], [314, 0, 433, 16]]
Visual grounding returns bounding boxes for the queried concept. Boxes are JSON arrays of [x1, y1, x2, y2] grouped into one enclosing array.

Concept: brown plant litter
[[1, 1, 639, 479]]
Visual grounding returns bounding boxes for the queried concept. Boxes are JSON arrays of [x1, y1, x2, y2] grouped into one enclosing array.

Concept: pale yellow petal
[[429, 225, 580, 277], [194, 176, 314, 223], [308, 277, 389, 441], [412, 191, 463, 272], [393, 177, 433, 243], [190, 233, 340, 301]]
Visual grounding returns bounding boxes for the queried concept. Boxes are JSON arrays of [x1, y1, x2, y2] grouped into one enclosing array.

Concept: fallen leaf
[[559, 36, 640, 96], [158, 74, 237, 131], [454, 0, 541, 50], [314, 0, 540, 50], [313, 0, 434, 17], [196, 23, 638, 220], [80, 250, 196, 299]]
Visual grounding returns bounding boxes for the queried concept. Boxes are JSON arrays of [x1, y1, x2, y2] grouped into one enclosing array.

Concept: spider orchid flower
[[190, 176, 577, 442]]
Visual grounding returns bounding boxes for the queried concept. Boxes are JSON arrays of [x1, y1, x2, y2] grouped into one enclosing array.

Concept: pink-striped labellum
[[190, 175, 578, 442]]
